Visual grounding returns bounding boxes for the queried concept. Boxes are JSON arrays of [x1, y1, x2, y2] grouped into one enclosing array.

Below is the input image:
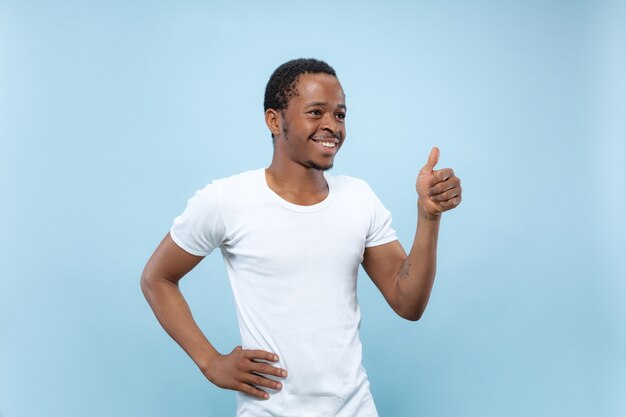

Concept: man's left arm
[[361, 147, 461, 321]]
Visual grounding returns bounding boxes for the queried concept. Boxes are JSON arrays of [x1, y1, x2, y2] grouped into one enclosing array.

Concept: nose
[[320, 113, 342, 138]]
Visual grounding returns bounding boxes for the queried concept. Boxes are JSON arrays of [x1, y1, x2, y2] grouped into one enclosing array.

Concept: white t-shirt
[[170, 168, 398, 417]]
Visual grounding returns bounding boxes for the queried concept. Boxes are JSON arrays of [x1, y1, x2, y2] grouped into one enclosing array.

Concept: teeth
[[311, 139, 337, 148]]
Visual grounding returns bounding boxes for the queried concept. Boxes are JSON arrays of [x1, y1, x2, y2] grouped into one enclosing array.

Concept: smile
[[309, 138, 339, 150]]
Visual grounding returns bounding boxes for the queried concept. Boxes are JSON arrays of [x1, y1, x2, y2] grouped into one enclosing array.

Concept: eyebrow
[[305, 101, 347, 111]]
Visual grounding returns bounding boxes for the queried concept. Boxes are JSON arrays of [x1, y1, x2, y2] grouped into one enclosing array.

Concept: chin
[[306, 160, 334, 171]]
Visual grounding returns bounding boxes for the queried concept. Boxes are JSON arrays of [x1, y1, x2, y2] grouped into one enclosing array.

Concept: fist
[[416, 147, 462, 216]]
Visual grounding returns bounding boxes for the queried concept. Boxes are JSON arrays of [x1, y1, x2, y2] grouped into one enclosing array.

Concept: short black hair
[[264, 58, 337, 112]]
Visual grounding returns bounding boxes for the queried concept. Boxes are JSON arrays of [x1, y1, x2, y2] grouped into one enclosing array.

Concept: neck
[[265, 157, 329, 205]]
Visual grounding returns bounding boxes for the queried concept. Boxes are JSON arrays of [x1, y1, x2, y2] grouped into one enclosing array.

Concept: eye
[[308, 109, 322, 117], [336, 112, 346, 121]]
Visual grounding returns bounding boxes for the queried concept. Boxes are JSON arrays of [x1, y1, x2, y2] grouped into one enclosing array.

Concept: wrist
[[197, 349, 222, 377], [417, 204, 441, 222]]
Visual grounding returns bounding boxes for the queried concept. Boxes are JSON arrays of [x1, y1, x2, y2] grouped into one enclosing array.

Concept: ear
[[265, 109, 282, 138]]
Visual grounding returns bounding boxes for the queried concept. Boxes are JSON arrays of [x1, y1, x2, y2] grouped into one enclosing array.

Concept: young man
[[141, 58, 462, 416]]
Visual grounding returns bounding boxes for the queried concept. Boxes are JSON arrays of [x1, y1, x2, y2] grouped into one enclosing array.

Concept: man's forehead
[[293, 73, 345, 101], [304, 101, 347, 110]]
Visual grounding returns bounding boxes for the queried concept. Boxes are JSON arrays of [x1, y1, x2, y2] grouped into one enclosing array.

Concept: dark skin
[[141, 73, 461, 400], [263, 73, 347, 204]]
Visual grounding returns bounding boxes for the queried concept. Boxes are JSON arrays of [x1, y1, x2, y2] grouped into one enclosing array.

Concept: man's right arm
[[140, 232, 287, 400]]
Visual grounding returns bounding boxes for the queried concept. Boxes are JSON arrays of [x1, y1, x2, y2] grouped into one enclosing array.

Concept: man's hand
[[203, 346, 288, 400], [416, 147, 462, 217]]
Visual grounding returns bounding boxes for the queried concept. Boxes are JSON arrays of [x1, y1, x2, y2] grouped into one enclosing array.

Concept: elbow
[[402, 311, 422, 322], [140, 271, 151, 298], [140, 269, 160, 298], [140, 270, 178, 298], [396, 305, 425, 322]]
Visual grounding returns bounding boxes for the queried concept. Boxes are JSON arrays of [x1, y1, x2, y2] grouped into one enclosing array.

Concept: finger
[[429, 177, 460, 197], [428, 177, 459, 196], [428, 168, 454, 186], [438, 196, 462, 208], [431, 186, 461, 203], [246, 372, 283, 391], [237, 382, 269, 400], [251, 361, 288, 378], [421, 146, 440, 172], [245, 349, 279, 362]]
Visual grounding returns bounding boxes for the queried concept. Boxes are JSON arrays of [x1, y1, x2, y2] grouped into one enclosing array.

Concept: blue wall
[[1, 1, 624, 416]]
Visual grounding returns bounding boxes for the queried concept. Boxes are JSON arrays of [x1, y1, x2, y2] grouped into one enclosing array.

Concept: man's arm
[[140, 233, 287, 400], [361, 147, 462, 321]]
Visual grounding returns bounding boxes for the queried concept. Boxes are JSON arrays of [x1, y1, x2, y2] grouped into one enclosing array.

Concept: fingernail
[[282, 370, 288, 377], [264, 393, 269, 399], [276, 382, 282, 389], [273, 355, 278, 361]]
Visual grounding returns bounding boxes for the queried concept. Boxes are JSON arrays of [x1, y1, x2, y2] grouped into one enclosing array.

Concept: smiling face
[[266, 73, 347, 171]]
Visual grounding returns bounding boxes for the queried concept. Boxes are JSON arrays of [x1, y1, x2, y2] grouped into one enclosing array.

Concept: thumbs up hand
[[416, 147, 462, 218]]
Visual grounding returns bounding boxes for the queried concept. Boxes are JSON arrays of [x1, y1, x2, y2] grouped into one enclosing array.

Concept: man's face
[[276, 73, 346, 171]]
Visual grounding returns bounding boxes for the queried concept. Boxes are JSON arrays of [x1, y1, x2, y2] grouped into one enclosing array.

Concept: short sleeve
[[365, 185, 398, 248], [169, 183, 226, 257]]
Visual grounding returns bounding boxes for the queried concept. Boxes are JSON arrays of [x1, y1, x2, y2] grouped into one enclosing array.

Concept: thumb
[[422, 146, 440, 172]]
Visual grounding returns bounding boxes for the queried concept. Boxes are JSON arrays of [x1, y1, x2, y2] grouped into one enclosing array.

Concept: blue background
[[1, 1, 624, 416]]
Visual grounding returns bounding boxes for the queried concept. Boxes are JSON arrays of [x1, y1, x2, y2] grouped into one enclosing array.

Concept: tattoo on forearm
[[397, 259, 412, 280]]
